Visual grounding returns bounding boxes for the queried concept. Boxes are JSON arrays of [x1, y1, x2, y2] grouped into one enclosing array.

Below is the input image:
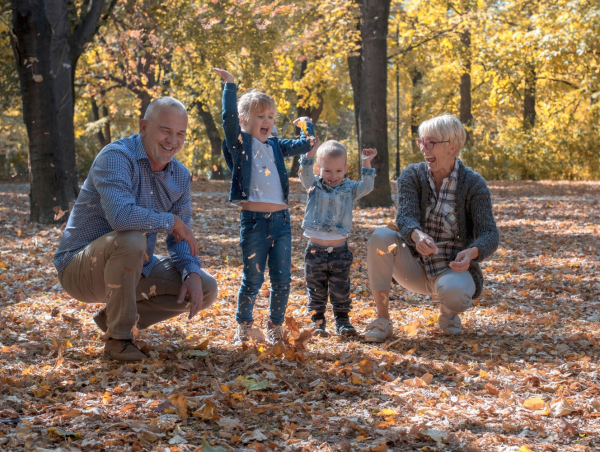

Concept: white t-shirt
[[245, 138, 286, 207]]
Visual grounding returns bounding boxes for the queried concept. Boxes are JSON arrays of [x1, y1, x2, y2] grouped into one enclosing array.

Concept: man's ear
[[139, 118, 147, 135]]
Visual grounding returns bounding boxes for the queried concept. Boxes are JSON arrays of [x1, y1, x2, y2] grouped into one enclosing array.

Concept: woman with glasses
[[363, 114, 499, 342]]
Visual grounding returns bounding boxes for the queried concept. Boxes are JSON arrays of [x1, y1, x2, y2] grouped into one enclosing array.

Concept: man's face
[[241, 108, 275, 143], [317, 155, 348, 187], [140, 106, 188, 171]]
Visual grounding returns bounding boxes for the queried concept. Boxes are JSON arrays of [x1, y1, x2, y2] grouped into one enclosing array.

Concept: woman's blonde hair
[[418, 114, 466, 154], [238, 90, 276, 122]]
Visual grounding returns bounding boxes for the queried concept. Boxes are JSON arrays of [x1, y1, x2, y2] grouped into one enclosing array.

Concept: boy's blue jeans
[[237, 209, 292, 326]]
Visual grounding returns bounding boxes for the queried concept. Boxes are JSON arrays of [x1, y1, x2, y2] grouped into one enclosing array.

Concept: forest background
[[0, 0, 599, 222]]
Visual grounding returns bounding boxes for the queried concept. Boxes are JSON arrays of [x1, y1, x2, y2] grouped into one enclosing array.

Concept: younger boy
[[299, 141, 377, 336]]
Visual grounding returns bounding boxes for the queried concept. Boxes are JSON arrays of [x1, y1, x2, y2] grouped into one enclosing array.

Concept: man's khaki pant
[[367, 228, 475, 331], [59, 231, 218, 340]]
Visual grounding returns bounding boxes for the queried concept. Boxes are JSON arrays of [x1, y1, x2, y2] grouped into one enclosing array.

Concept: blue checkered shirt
[[420, 159, 463, 277], [54, 134, 201, 280]]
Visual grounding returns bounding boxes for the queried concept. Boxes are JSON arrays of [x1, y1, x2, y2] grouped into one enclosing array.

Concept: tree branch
[[71, 0, 117, 63]]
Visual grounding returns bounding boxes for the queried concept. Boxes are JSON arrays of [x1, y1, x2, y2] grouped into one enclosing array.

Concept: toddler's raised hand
[[212, 68, 234, 83], [306, 137, 320, 158], [361, 148, 378, 168]]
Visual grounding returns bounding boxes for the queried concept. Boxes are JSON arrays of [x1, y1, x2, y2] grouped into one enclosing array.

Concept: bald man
[[54, 97, 218, 362]]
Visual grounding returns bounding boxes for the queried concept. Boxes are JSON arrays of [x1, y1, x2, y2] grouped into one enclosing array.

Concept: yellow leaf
[[265, 169, 271, 176], [523, 397, 545, 411], [192, 400, 218, 420], [220, 384, 230, 393], [377, 408, 397, 416], [519, 447, 533, 452], [350, 373, 364, 385], [403, 319, 421, 337], [387, 243, 397, 252], [480, 370, 489, 378], [89, 376, 101, 384], [169, 393, 189, 419], [377, 248, 386, 256], [297, 120, 308, 135]]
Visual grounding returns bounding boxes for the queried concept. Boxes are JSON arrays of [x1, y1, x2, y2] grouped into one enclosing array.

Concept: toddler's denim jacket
[[221, 83, 314, 205], [299, 155, 376, 235]]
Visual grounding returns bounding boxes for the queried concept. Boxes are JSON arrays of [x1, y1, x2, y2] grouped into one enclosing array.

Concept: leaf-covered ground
[[1, 179, 599, 452]]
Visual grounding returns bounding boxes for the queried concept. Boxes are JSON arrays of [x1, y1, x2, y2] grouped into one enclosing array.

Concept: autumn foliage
[[0, 180, 599, 450]]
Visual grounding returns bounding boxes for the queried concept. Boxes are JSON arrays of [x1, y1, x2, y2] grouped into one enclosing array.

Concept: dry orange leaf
[[523, 397, 545, 411]]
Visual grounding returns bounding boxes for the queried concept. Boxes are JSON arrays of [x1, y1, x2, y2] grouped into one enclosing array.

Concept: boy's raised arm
[[213, 68, 242, 165], [278, 117, 316, 157], [298, 137, 320, 189], [352, 148, 377, 200]]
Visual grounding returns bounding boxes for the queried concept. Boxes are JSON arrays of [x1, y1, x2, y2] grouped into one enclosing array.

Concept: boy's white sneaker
[[234, 322, 252, 345], [363, 318, 393, 343], [266, 321, 285, 345]]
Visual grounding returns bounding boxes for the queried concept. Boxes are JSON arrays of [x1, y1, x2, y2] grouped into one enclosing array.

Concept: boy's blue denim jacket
[[299, 155, 376, 235], [221, 83, 314, 205]]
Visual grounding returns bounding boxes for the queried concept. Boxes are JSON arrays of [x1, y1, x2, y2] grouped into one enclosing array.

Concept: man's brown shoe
[[93, 308, 108, 333], [104, 338, 148, 362]]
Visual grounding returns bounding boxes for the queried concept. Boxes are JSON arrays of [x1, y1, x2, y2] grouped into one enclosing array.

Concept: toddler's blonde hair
[[316, 140, 347, 166], [238, 90, 276, 122]]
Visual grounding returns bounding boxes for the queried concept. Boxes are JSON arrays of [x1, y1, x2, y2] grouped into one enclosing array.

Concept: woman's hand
[[212, 68, 234, 83], [449, 247, 479, 273], [411, 229, 439, 256]]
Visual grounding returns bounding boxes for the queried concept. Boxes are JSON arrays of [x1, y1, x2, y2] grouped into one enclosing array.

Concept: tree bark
[[523, 62, 536, 130], [91, 98, 111, 148], [289, 60, 324, 177], [410, 67, 423, 154], [10, 0, 111, 223], [195, 101, 225, 180], [459, 26, 473, 165], [354, 0, 392, 207], [347, 50, 362, 151]]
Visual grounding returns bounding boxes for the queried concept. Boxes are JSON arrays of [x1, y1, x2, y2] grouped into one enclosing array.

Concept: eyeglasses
[[414, 138, 450, 151]]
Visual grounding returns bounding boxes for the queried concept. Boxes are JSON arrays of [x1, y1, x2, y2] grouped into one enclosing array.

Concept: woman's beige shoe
[[363, 318, 393, 342]]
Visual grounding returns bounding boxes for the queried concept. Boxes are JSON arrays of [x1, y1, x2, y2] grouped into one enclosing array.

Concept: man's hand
[[449, 247, 479, 273], [213, 68, 234, 83], [177, 273, 204, 319], [172, 215, 198, 256], [361, 148, 377, 168], [411, 229, 439, 256]]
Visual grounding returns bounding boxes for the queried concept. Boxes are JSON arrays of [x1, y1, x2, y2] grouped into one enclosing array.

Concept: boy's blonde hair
[[316, 140, 347, 166], [238, 90, 276, 122]]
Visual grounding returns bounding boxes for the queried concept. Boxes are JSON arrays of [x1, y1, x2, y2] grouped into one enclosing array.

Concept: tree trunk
[[521, 62, 537, 180], [91, 98, 111, 148], [195, 101, 225, 180], [410, 67, 423, 154], [10, 0, 110, 223], [290, 59, 324, 177], [523, 62, 536, 129], [354, 0, 392, 207], [459, 26, 473, 165], [347, 19, 363, 151]]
